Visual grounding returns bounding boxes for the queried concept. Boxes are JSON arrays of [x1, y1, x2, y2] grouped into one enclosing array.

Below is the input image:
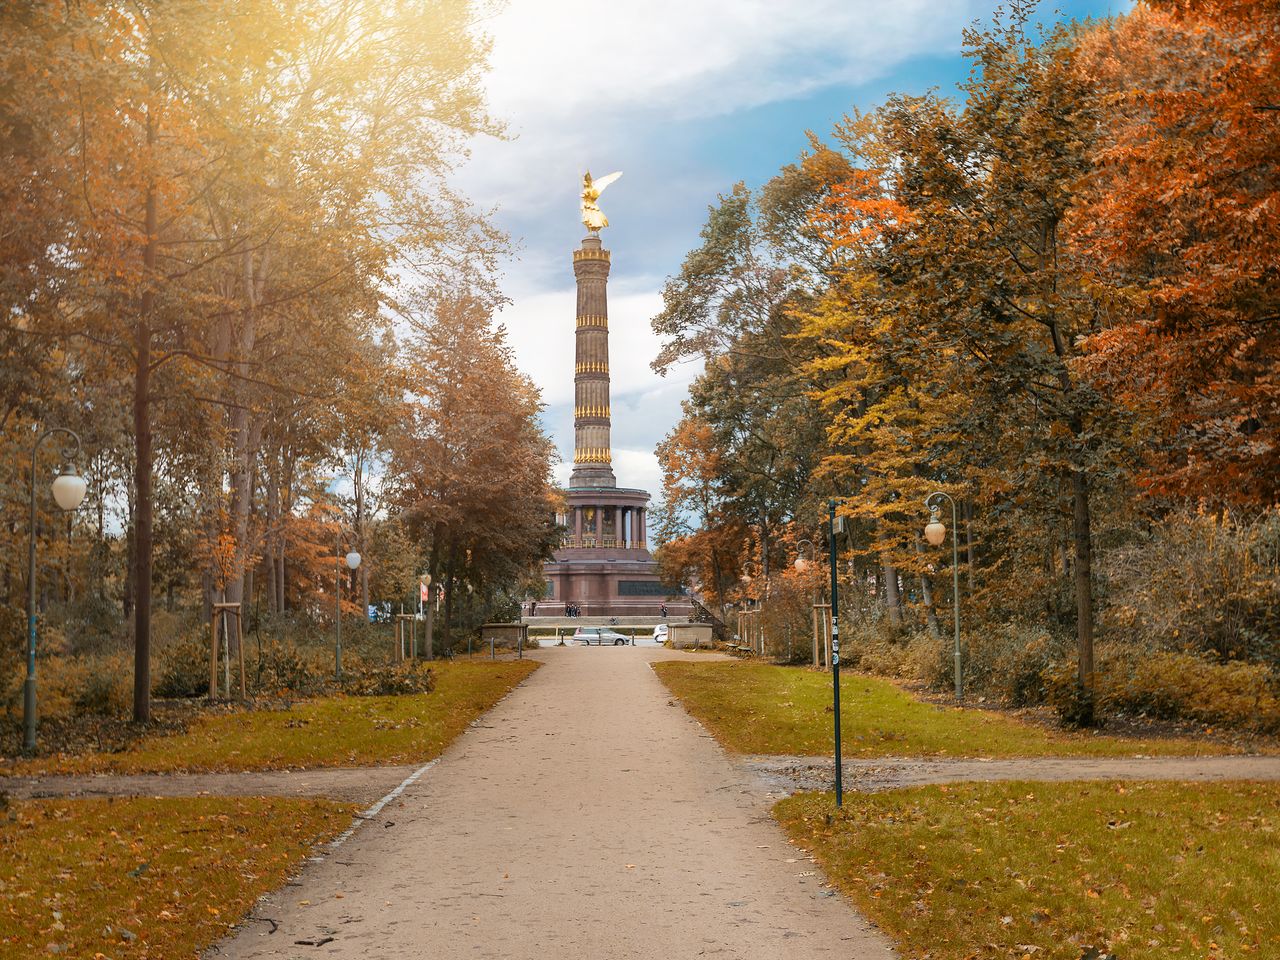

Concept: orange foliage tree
[[1073, 1, 1280, 506]]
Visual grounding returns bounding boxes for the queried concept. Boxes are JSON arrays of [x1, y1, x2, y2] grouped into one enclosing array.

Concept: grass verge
[[15, 659, 538, 775], [0, 796, 354, 958], [775, 780, 1280, 959], [653, 661, 1219, 757]]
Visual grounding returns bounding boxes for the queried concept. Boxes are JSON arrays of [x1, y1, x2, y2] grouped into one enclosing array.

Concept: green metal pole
[[951, 497, 962, 701], [24, 428, 82, 755], [828, 499, 843, 807]]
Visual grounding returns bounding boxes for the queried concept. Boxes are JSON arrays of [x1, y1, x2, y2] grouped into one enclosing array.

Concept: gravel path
[[11, 651, 1277, 959], [11, 752, 1274, 806], [209, 646, 897, 959], [0, 765, 418, 805], [740, 754, 1280, 795]]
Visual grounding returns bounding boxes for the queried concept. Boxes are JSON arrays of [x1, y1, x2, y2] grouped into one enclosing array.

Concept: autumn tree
[[1072, 1, 1280, 507], [386, 296, 558, 657], [652, 179, 831, 587], [653, 415, 748, 614], [0, 1, 507, 724]]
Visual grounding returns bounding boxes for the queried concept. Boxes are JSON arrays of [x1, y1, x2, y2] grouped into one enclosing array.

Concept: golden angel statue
[[580, 170, 622, 232]]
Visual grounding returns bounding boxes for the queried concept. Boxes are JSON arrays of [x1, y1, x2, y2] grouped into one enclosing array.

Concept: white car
[[573, 626, 630, 646], [651, 623, 669, 644]]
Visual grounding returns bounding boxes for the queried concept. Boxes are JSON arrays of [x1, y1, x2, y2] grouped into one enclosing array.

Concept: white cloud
[[467, 1, 987, 494], [612, 447, 661, 494], [484, 0, 980, 122], [497, 287, 685, 407], [499, 284, 698, 489], [549, 448, 658, 494], [459, 0, 985, 218]]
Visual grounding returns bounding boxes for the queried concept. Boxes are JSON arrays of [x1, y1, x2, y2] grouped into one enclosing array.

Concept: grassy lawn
[[16, 659, 537, 775], [653, 661, 1219, 757], [0, 796, 354, 959], [776, 781, 1280, 959]]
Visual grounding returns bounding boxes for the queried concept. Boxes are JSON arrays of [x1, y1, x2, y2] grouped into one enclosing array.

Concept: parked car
[[573, 626, 630, 646], [651, 623, 669, 644]]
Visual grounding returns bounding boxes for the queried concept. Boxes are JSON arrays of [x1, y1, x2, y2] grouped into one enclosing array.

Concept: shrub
[[903, 631, 948, 687], [341, 661, 435, 697], [1045, 646, 1280, 733], [153, 634, 212, 699], [1105, 650, 1280, 733], [33, 652, 132, 719], [962, 623, 1069, 706], [62, 593, 124, 654], [842, 618, 913, 676], [253, 640, 330, 697], [1103, 507, 1280, 666], [72, 666, 131, 716]]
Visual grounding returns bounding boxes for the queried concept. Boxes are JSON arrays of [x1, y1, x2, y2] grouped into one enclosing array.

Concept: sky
[[455, 0, 1128, 496]]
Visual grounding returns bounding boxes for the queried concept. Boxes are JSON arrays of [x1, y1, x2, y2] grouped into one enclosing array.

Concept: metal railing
[[560, 535, 645, 549]]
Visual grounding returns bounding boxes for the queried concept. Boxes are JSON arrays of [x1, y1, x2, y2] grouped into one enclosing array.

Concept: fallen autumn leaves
[[0, 796, 355, 958]]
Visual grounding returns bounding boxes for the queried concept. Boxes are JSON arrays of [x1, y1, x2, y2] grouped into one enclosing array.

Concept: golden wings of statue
[[580, 170, 622, 232]]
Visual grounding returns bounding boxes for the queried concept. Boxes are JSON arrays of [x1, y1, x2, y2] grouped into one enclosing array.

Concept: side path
[[10, 752, 1276, 804], [744, 754, 1280, 795], [1, 766, 418, 804], [10, 748, 1277, 806], [211, 648, 897, 959]]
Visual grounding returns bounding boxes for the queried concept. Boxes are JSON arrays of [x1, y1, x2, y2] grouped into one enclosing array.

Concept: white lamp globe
[[51, 470, 87, 511], [794, 557, 809, 571], [924, 519, 946, 547], [423, 573, 432, 587], [345, 551, 362, 570]]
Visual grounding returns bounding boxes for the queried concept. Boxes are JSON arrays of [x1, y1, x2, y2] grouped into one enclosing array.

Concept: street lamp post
[[924, 491, 962, 701], [24, 428, 87, 753], [827, 501, 843, 807], [334, 532, 362, 680]]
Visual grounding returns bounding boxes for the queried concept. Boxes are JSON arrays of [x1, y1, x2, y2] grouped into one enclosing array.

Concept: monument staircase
[[524, 615, 677, 629]]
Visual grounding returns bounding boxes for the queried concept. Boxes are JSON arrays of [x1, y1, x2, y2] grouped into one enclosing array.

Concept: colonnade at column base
[[542, 486, 680, 618]]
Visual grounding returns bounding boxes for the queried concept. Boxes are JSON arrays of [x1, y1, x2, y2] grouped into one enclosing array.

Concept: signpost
[[828, 499, 844, 807]]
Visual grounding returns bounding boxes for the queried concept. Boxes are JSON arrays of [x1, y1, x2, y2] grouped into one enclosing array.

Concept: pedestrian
[[660, 602, 668, 619], [530, 599, 538, 617]]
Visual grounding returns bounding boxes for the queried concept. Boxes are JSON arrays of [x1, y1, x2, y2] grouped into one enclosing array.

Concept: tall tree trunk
[[1040, 212, 1096, 725], [881, 560, 902, 626], [442, 572, 455, 656], [265, 471, 279, 616], [244, 565, 254, 630], [132, 167, 156, 724], [1072, 467, 1096, 725], [223, 250, 267, 644], [354, 447, 371, 615], [223, 400, 252, 636], [914, 536, 940, 638], [424, 583, 436, 660], [276, 545, 286, 615], [441, 543, 459, 655], [278, 446, 295, 614], [123, 519, 136, 622], [963, 499, 976, 594]]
